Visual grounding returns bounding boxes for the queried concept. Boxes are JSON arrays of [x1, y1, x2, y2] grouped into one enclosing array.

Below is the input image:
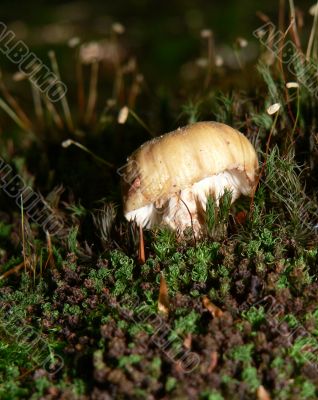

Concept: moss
[[242, 306, 266, 329], [229, 344, 254, 363]]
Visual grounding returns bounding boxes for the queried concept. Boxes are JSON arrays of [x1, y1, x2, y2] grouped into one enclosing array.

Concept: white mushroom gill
[[125, 169, 252, 234], [121, 121, 258, 236]]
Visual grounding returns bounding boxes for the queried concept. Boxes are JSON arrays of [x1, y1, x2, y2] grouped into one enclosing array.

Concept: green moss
[[0, 221, 12, 239], [242, 306, 266, 329], [242, 365, 260, 391], [67, 226, 79, 253], [118, 354, 143, 368], [299, 380, 316, 398], [289, 336, 318, 367], [229, 344, 254, 363], [165, 376, 177, 392], [172, 310, 200, 336], [200, 390, 225, 400], [153, 228, 176, 261]]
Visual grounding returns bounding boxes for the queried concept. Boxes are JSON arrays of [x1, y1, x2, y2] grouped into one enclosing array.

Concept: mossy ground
[[1, 2, 318, 399]]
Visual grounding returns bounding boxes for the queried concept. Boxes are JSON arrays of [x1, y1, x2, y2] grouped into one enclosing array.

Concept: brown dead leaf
[[202, 295, 224, 318], [207, 351, 218, 373], [257, 385, 271, 400], [158, 272, 169, 315], [183, 333, 192, 350], [235, 210, 247, 225], [45, 230, 56, 269], [138, 225, 146, 264]]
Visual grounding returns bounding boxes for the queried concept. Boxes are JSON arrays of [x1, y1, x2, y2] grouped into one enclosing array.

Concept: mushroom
[[120, 121, 258, 236]]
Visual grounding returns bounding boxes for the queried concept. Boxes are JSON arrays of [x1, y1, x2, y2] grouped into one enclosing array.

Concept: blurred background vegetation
[[0, 0, 317, 207], [1, 0, 314, 88]]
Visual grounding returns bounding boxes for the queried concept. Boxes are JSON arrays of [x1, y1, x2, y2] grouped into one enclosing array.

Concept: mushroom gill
[[121, 121, 258, 236]]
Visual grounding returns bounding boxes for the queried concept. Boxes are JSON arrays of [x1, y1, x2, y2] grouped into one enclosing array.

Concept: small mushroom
[[121, 121, 258, 236]]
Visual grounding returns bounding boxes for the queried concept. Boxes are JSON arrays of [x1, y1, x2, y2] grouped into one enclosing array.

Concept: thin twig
[[0, 97, 32, 133], [288, 0, 302, 50], [61, 139, 114, 168], [76, 48, 85, 116], [85, 61, 99, 124], [42, 94, 64, 130], [49, 51, 74, 131], [179, 197, 197, 245], [306, 0, 318, 60], [31, 84, 44, 129], [0, 72, 33, 130], [128, 108, 154, 137], [0, 261, 25, 280]]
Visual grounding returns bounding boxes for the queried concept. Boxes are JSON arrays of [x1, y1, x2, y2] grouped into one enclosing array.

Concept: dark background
[[0, 0, 315, 205], [1, 0, 314, 86]]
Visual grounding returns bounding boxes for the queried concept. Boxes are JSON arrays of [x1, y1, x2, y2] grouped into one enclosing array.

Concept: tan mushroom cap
[[122, 121, 258, 214]]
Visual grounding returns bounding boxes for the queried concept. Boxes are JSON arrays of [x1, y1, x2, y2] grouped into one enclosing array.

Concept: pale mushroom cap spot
[[122, 121, 259, 217]]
